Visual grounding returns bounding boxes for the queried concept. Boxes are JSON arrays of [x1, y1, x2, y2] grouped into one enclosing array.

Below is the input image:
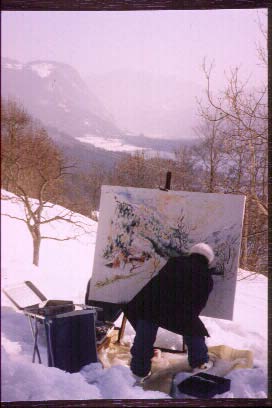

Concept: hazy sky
[[2, 9, 267, 87]]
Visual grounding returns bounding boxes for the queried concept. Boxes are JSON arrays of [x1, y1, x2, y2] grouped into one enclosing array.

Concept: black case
[[177, 372, 231, 398], [45, 311, 98, 373], [3, 281, 75, 316]]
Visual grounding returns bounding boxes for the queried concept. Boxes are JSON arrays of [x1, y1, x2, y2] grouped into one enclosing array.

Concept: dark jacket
[[121, 254, 214, 337]]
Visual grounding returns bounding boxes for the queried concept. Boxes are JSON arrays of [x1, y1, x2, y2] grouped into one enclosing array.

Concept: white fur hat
[[189, 243, 215, 265]]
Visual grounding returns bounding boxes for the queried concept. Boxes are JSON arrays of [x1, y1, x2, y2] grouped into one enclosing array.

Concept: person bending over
[[121, 242, 215, 384]]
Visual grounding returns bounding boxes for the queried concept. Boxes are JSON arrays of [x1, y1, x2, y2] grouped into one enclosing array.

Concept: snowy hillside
[[1, 190, 268, 401]]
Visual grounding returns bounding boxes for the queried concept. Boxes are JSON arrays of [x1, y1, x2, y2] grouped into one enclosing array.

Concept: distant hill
[[86, 69, 202, 140], [1, 57, 121, 139], [1, 58, 189, 161], [45, 125, 127, 172]]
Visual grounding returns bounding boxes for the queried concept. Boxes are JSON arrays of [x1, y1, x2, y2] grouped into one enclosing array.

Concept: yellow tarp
[[98, 332, 253, 395]]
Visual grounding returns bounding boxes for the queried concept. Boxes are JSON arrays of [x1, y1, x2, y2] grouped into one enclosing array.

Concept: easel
[[116, 172, 186, 354], [117, 314, 128, 343]]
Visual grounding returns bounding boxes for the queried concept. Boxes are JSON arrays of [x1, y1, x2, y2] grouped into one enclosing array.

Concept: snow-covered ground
[[1, 190, 268, 401], [76, 134, 175, 159], [77, 134, 147, 153]]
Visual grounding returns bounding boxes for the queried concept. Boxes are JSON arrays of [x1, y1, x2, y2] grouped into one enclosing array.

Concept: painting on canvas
[[88, 185, 245, 320]]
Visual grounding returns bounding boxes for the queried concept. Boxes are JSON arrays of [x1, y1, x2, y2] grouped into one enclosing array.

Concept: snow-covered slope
[[1, 190, 268, 400]]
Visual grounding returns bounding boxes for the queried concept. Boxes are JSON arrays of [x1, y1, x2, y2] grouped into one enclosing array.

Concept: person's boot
[[132, 371, 152, 386], [192, 359, 213, 374]]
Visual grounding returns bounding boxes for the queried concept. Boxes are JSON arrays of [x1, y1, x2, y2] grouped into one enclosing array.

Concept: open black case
[[3, 281, 99, 372], [3, 280, 75, 316]]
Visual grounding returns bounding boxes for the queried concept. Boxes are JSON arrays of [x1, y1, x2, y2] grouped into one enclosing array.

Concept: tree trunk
[[33, 236, 41, 266]]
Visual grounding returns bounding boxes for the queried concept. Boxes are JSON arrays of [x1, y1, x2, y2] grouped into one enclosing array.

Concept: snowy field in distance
[[76, 134, 175, 159]]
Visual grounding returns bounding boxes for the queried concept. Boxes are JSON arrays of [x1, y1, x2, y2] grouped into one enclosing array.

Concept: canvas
[[88, 186, 245, 320]]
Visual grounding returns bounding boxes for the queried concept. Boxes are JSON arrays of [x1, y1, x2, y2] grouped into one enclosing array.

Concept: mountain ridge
[[1, 57, 190, 159], [2, 57, 121, 140]]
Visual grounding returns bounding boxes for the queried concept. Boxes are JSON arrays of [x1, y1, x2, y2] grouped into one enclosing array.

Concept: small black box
[[177, 372, 231, 399]]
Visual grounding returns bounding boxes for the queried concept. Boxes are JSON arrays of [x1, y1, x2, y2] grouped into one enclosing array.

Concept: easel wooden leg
[[117, 315, 127, 343], [182, 335, 186, 353]]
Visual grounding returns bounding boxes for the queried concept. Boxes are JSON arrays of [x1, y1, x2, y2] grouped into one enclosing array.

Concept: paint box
[[177, 372, 231, 398]]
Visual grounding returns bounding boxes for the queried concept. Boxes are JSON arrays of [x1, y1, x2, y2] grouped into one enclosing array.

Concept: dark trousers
[[130, 319, 159, 377], [183, 335, 209, 368], [130, 319, 209, 376]]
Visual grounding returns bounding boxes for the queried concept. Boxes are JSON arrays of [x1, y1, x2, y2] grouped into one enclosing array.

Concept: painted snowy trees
[[88, 186, 245, 319]]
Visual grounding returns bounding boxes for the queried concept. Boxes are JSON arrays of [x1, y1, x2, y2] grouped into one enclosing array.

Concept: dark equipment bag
[[45, 310, 98, 373]]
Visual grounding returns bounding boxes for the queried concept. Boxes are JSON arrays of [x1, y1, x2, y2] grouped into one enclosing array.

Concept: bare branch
[[242, 229, 267, 238], [1, 213, 27, 224], [41, 235, 81, 242], [237, 271, 260, 281]]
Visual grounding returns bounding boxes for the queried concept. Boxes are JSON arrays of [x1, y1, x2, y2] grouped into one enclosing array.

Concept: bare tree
[[1, 100, 90, 266], [199, 60, 267, 213], [197, 57, 267, 274], [69, 164, 110, 219], [256, 11, 268, 67], [171, 145, 198, 191], [111, 146, 203, 193], [113, 151, 154, 188], [193, 115, 226, 193]]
